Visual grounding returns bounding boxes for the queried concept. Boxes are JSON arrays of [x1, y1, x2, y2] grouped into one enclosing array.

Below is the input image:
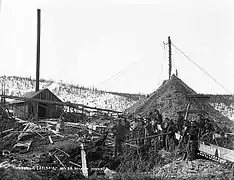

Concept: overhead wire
[[171, 43, 232, 94], [172, 47, 177, 75], [95, 60, 139, 88], [170, 43, 234, 146], [157, 43, 167, 86], [171, 43, 233, 135]]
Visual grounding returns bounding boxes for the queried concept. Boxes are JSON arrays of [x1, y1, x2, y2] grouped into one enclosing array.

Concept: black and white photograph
[[0, 0, 234, 179]]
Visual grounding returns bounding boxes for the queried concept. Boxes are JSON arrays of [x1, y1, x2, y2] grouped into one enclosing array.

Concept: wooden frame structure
[[1, 94, 122, 118]]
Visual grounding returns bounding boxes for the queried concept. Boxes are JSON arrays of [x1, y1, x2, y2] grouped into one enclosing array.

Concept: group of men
[[112, 109, 163, 157], [111, 109, 216, 160]]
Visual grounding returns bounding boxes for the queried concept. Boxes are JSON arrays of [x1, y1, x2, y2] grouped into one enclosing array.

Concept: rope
[[158, 44, 167, 86], [171, 43, 232, 94], [170, 43, 234, 146], [172, 47, 177, 74], [96, 60, 139, 87]]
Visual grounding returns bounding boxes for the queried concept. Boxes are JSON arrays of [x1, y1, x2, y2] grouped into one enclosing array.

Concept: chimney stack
[[36, 9, 41, 92]]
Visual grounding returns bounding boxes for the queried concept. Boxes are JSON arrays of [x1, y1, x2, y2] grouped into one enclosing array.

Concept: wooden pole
[[36, 9, 41, 92], [184, 101, 191, 121], [81, 143, 88, 177], [168, 36, 172, 80]]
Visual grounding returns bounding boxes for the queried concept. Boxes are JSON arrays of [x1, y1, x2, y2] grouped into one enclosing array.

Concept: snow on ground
[[210, 102, 234, 121], [0, 76, 137, 111], [1, 76, 234, 116]]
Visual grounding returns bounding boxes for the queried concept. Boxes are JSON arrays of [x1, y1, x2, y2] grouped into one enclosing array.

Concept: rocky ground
[[0, 116, 234, 180], [1, 75, 234, 179], [152, 159, 233, 180]]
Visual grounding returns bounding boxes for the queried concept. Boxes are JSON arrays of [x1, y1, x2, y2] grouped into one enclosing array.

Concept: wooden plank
[[81, 143, 88, 177], [199, 142, 234, 163], [186, 94, 210, 101], [178, 109, 206, 114], [184, 101, 191, 120], [48, 136, 53, 144], [69, 161, 81, 167], [13, 139, 33, 151], [1, 128, 14, 134], [54, 154, 65, 167]]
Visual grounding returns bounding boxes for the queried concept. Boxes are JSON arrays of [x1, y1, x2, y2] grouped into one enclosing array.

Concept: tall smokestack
[[36, 9, 41, 92]]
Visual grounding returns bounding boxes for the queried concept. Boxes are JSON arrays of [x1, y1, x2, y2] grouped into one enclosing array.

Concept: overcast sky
[[0, 0, 233, 94]]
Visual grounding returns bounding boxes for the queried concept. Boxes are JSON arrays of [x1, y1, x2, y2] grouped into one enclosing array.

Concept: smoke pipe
[[36, 9, 41, 92]]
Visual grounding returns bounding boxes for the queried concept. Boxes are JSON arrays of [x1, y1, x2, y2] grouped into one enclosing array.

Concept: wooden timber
[[186, 94, 210, 101], [199, 141, 234, 163], [178, 109, 207, 114]]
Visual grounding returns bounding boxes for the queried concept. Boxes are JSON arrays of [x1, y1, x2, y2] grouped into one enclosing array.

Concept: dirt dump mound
[[126, 74, 234, 133]]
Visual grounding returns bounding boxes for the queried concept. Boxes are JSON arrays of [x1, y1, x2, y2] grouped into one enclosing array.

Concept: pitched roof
[[22, 89, 44, 99], [10, 89, 60, 104]]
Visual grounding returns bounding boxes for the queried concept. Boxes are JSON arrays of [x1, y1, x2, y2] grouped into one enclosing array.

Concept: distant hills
[[0, 75, 233, 120]]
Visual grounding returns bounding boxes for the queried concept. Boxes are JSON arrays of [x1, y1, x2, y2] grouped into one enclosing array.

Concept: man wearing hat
[[154, 109, 163, 125], [187, 120, 199, 160], [145, 117, 153, 145], [176, 112, 184, 134], [112, 118, 126, 157], [197, 113, 206, 138]]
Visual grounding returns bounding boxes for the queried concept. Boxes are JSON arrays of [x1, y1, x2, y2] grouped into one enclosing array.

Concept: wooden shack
[[11, 88, 63, 119]]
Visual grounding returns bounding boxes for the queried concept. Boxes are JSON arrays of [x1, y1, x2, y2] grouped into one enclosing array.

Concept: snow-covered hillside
[[1, 76, 233, 119], [210, 103, 234, 121], [208, 95, 234, 121], [0, 76, 138, 111]]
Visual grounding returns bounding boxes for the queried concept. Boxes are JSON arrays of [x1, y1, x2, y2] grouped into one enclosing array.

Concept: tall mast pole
[[168, 36, 172, 80], [36, 9, 41, 92]]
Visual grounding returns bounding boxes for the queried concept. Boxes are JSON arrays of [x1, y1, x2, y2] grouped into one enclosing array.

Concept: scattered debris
[[0, 75, 234, 180]]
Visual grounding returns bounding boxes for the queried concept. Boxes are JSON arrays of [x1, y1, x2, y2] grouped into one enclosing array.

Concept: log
[[54, 154, 65, 167], [56, 148, 70, 157], [69, 161, 81, 167], [48, 136, 53, 144], [2, 128, 14, 134], [81, 143, 88, 177]]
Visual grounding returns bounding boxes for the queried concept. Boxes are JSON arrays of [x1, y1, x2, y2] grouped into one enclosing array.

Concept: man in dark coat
[[187, 121, 199, 160], [162, 118, 170, 149], [154, 109, 163, 124], [112, 118, 126, 157], [203, 118, 215, 142], [197, 114, 206, 137], [176, 112, 184, 134], [124, 116, 131, 140], [124, 117, 131, 132], [145, 118, 153, 136], [164, 118, 176, 151], [145, 117, 153, 146]]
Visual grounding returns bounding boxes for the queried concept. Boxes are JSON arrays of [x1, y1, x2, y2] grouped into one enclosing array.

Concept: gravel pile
[[152, 159, 232, 179], [127, 74, 234, 136]]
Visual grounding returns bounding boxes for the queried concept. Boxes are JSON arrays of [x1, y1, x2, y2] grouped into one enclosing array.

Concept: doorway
[[38, 103, 46, 118]]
